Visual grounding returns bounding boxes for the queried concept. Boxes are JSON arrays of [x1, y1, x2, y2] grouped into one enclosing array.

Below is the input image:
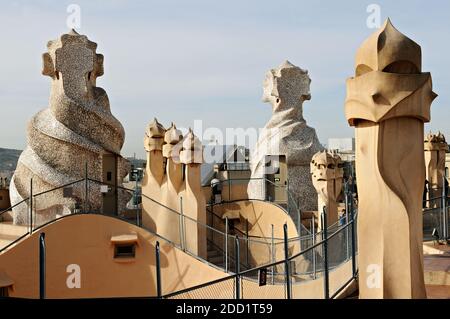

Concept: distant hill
[[0, 147, 22, 180]]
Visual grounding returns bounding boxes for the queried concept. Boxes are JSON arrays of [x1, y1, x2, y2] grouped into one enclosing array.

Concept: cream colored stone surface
[[248, 61, 324, 215], [345, 19, 436, 299], [10, 30, 130, 225], [310, 151, 343, 230], [142, 119, 206, 258]]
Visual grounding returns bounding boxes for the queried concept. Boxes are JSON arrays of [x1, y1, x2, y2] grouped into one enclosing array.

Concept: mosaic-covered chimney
[[248, 61, 324, 224], [10, 30, 130, 225]]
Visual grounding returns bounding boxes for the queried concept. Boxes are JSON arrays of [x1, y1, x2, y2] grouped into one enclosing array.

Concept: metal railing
[[423, 199, 449, 242], [0, 169, 359, 278], [205, 198, 353, 273], [163, 208, 358, 299], [222, 162, 250, 171], [3, 169, 446, 299], [422, 176, 449, 241], [1, 169, 360, 299], [1, 173, 357, 273], [162, 183, 359, 299], [207, 177, 310, 236], [128, 174, 352, 273]]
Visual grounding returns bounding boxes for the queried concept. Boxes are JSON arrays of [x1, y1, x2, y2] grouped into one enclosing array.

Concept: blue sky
[[0, 0, 449, 158]]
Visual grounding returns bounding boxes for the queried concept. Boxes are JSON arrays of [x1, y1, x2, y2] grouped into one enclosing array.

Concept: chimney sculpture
[[345, 19, 436, 298], [142, 120, 206, 258], [248, 61, 324, 221], [10, 30, 130, 225], [424, 132, 448, 208], [310, 151, 344, 230]]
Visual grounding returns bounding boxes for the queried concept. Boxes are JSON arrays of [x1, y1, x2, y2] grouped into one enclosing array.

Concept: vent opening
[[114, 243, 136, 259]]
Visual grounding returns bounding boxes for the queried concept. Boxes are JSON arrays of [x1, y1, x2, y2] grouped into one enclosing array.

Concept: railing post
[[286, 178, 290, 214], [225, 217, 229, 273], [442, 176, 448, 240], [271, 224, 275, 285], [39, 232, 46, 299], [350, 198, 357, 278], [297, 208, 301, 243], [311, 215, 316, 280], [235, 236, 240, 299], [29, 178, 33, 234], [262, 177, 266, 202], [179, 197, 185, 251], [135, 175, 139, 226], [155, 241, 162, 298], [228, 178, 231, 201], [344, 182, 350, 260], [245, 219, 249, 268], [84, 162, 88, 214], [321, 207, 329, 299], [283, 223, 291, 299]]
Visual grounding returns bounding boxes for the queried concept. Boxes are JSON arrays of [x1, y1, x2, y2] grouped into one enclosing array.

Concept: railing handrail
[[206, 238, 250, 271], [207, 177, 305, 224], [2, 176, 314, 257], [3, 172, 446, 299], [206, 200, 344, 242], [1, 175, 363, 299], [162, 215, 358, 298], [3, 175, 358, 259], [207, 176, 360, 236], [1, 176, 356, 265], [0, 197, 30, 217], [32, 178, 85, 197], [89, 177, 323, 246], [330, 270, 359, 299], [163, 272, 238, 299]]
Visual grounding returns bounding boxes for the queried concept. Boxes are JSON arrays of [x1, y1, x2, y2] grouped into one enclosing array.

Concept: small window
[[107, 171, 112, 181], [114, 244, 136, 258], [0, 196, 3, 201]]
